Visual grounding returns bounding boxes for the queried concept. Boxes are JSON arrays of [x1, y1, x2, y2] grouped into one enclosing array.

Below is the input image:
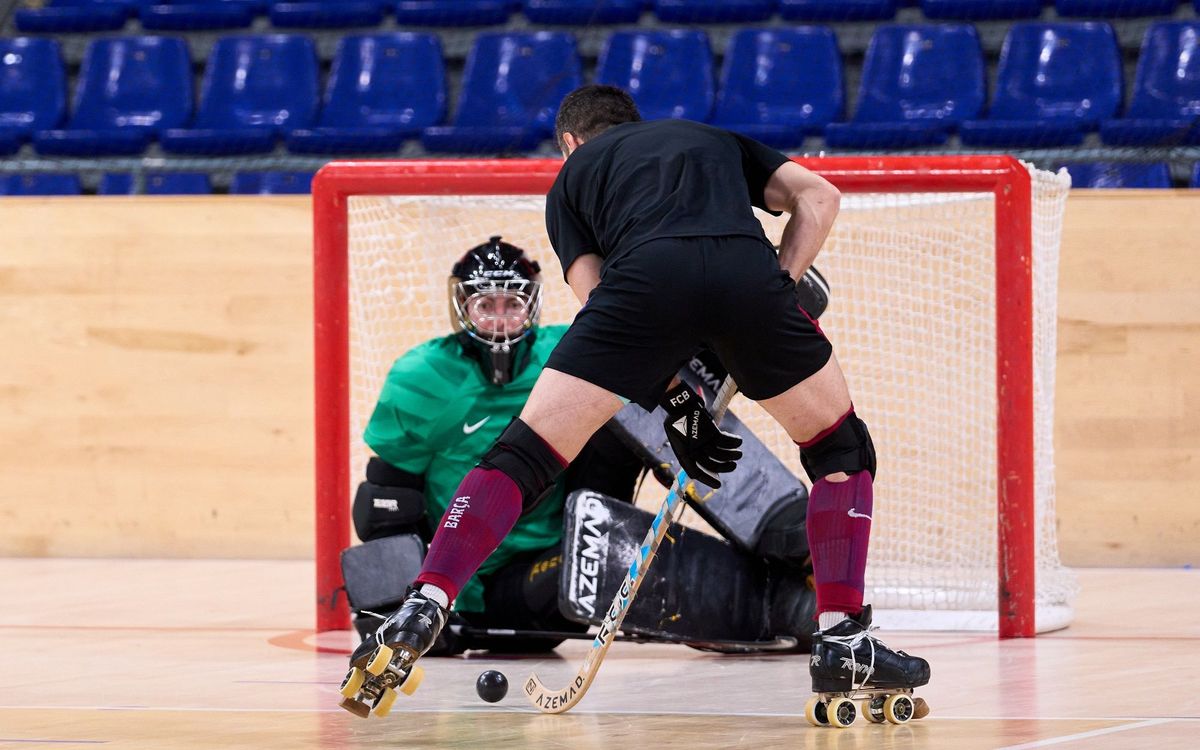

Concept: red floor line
[[0, 623, 294, 633]]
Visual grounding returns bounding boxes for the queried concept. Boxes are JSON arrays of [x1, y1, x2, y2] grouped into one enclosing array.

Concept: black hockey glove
[[660, 381, 743, 489], [795, 264, 831, 319]]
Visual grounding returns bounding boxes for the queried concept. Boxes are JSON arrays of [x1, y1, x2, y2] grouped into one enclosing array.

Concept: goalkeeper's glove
[[795, 264, 831, 319]]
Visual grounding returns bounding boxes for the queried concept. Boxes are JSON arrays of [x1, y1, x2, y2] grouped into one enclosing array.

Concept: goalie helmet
[[449, 236, 544, 386]]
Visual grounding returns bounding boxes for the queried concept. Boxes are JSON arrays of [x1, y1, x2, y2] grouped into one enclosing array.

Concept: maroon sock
[[413, 467, 524, 603], [806, 470, 873, 616]]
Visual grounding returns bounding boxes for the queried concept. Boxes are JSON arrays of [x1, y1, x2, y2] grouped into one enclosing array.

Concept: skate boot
[[804, 605, 931, 728], [338, 588, 447, 719]]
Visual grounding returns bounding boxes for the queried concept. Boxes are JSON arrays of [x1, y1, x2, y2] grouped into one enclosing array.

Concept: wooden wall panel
[[1055, 191, 1200, 566], [0, 197, 314, 557], [1, 191, 1197, 565]]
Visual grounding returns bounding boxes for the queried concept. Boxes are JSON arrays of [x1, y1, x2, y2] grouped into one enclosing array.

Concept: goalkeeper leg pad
[[560, 489, 779, 643], [608, 400, 809, 557], [479, 418, 567, 513], [341, 534, 426, 640], [798, 411, 876, 482], [464, 547, 588, 653], [353, 458, 427, 542], [755, 493, 811, 568]]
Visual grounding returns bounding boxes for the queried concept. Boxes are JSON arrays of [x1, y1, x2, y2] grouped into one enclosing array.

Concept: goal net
[[314, 156, 1076, 637]]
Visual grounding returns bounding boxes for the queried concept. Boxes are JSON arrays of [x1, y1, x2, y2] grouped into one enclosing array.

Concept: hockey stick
[[452, 623, 799, 653], [523, 376, 739, 713]]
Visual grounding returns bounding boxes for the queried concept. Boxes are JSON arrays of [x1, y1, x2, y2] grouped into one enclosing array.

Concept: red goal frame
[[312, 156, 1037, 638]]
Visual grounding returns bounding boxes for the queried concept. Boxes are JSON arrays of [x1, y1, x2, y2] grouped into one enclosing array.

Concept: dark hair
[[554, 84, 641, 152]]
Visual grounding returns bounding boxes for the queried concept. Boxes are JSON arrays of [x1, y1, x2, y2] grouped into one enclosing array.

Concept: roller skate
[[338, 588, 447, 719], [804, 605, 931, 729]]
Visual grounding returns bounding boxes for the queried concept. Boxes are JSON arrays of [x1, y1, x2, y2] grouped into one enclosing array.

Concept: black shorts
[[545, 235, 833, 408]]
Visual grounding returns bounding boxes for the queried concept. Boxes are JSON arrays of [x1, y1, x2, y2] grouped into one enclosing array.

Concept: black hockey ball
[[475, 669, 508, 703]]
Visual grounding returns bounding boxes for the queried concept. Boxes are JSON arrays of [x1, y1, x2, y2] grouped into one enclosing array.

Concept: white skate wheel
[[884, 694, 915, 724], [339, 667, 366, 698], [861, 697, 885, 723], [399, 664, 424, 696], [827, 697, 856, 728], [374, 687, 398, 718], [804, 697, 829, 727], [365, 644, 394, 676]]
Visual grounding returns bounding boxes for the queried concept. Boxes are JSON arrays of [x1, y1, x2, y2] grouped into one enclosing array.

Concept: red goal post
[[313, 155, 1071, 639]]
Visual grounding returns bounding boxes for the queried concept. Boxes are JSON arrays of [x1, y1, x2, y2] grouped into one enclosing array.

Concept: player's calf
[[799, 409, 875, 621], [413, 418, 567, 606]]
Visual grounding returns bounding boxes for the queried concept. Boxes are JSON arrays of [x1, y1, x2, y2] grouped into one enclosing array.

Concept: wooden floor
[[1, 561, 1197, 749]]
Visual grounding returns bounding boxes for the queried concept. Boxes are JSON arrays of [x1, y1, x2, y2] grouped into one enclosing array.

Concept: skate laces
[[823, 624, 889, 691], [359, 609, 393, 639]]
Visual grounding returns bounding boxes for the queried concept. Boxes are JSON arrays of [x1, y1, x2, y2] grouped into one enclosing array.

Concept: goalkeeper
[[345, 235, 643, 654], [346, 235, 818, 656]]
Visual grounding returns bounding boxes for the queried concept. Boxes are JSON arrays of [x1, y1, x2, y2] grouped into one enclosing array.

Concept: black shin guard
[[479, 418, 567, 513]]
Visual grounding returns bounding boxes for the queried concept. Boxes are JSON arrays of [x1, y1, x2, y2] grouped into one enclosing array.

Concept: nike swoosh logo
[[847, 508, 872, 521], [463, 417, 491, 434]]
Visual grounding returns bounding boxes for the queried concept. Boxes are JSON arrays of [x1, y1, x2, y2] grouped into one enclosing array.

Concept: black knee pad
[[799, 413, 876, 482], [480, 418, 565, 513]]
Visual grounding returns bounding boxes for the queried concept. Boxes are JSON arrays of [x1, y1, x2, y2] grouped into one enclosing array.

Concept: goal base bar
[[873, 606, 1074, 634]]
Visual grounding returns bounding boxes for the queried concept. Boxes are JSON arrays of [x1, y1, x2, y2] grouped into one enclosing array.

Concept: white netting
[[342, 163, 1076, 632]]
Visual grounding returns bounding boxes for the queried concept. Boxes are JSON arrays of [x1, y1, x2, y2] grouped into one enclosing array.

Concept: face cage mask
[[450, 279, 543, 384]]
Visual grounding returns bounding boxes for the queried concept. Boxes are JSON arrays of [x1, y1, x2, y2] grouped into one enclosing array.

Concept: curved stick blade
[[523, 670, 589, 714]]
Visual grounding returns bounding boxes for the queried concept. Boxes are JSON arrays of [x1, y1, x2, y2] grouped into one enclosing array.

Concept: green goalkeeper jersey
[[363, 325, 568, 613]]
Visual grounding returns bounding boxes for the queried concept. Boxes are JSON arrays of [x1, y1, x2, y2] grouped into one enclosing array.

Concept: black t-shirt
[[545, 119, 791, 279]]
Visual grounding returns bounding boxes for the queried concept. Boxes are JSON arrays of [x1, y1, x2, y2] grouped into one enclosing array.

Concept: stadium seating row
[[7, 21, 1200, 154], [1, 163, 1197, 195], [3, 21, 1197, 154], [12, 1, 1199, 33], [0, 171, 315, 194]]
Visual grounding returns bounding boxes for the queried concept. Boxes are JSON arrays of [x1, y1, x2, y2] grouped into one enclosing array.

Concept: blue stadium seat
[[288, 33, 446, 154], [920, 0, 1042, 19], [269, 1, 386, 28], [1101, 22, 1200, 146], [230, 170, 315, 194], [1055, 0, 1177, 17], [779, 0, 896, 21], [0, 173, 82, 195], [1193, 161, 1200, 187], [140, 1, 259, 31], [14, 0, 131, 33], [1059, 162, 1172, 188], [653, 0, 774, 22], [959, 23, 1122, 147], [99, 171, 214, 193], [160, 34, 319, 155], [34, 36, 193, 157], [825, 24, 984, 148], [711, 27, 843, 149], [394, 0, 512, 26], [148, 172, 213, 193], [0, 39, 67, 156], [422, 32, 581, 153], [596, 30, 713, 122], [522, 0, 641, 24], [99, 173, 135, 194]]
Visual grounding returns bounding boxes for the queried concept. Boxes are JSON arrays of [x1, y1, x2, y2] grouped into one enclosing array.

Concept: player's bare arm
[[764, 161, 841, 282], [564, 253, 603, 306]]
